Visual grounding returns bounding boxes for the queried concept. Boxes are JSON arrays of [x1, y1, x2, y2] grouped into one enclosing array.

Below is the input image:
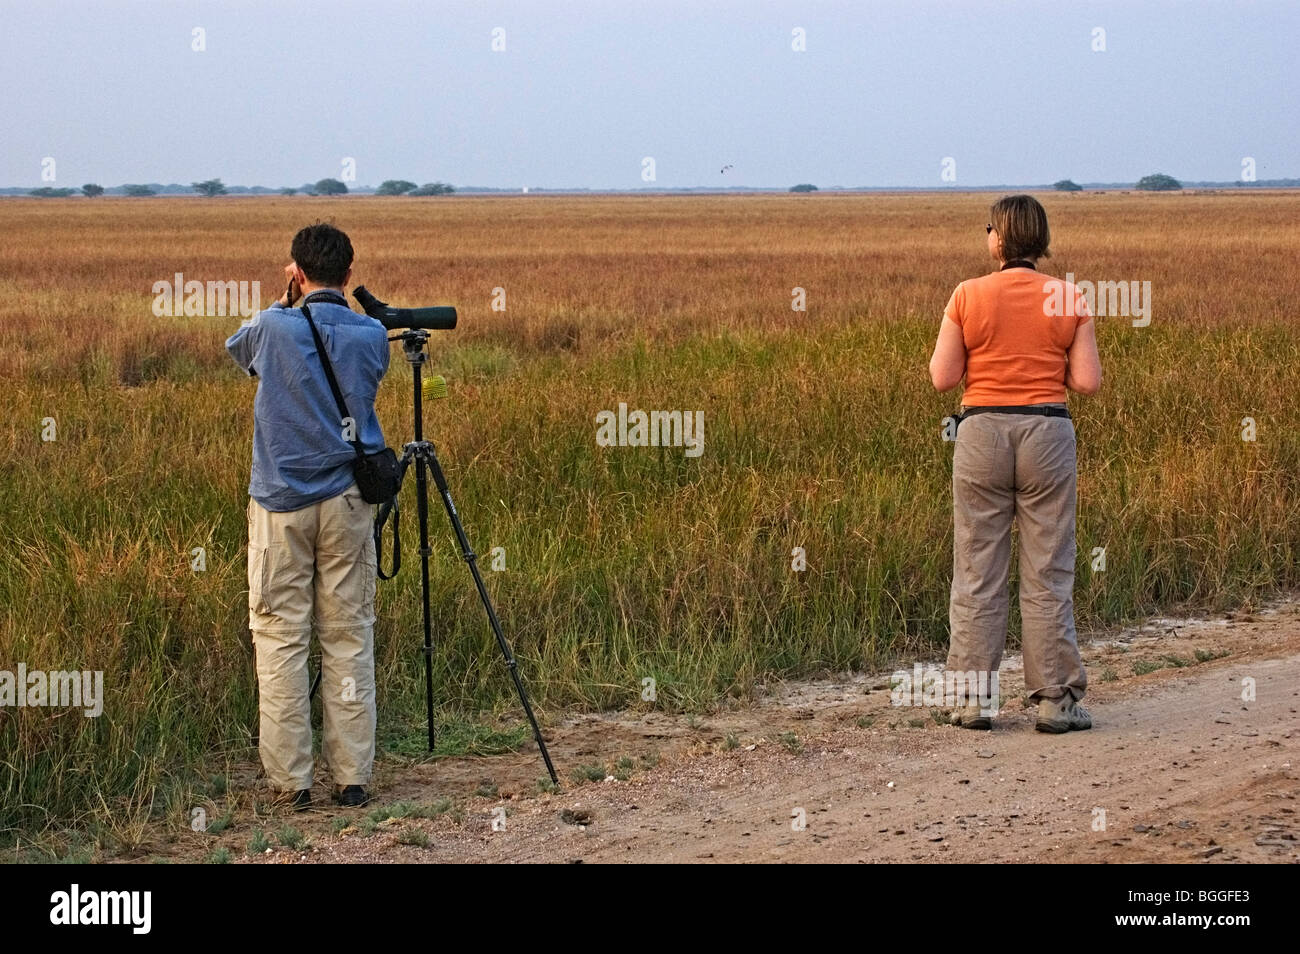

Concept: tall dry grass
[[1, 192, 1297, 838]]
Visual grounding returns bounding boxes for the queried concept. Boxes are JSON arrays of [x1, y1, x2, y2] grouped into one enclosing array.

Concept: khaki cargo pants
[[946, 409, 1087, 705], [247, 484, 377, 792]]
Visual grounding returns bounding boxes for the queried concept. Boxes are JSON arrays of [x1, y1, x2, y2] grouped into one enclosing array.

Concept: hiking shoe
[[952, 704, 992, 730], [1035, 695, 1092, 733], [333, 785, 371, 807]]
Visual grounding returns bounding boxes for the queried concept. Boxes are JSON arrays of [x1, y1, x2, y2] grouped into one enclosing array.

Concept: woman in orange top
[[929, 195, 1101, 733]]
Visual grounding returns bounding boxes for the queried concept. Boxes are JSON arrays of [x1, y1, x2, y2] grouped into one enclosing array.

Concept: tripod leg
[[421, 447, 559, 783], [413, 453, 437, 753]]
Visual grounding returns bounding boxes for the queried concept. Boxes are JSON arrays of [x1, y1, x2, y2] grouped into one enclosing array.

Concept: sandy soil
[[166, 598, 1299, 864]]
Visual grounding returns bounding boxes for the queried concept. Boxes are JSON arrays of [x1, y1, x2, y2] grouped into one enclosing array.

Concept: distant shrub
[[409, 182, 455, 196], [790, 183, 818, 193], [1053, 179, 1082, 191], [1136, 173, 1182, 191], [192, 179, 227, 197]]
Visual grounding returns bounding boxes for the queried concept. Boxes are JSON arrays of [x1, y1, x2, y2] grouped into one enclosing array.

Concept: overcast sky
[[3, 0, 1296, 189]]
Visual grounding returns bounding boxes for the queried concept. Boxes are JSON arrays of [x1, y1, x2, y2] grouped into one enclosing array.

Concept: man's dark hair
[[291, 222, 354, 286]]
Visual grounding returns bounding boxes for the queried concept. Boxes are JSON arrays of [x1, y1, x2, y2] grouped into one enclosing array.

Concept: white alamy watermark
[[50, 884, 150, 934], [890, 665, 999, 715], [1044, 274, 1152, 327], [0, 664, 104, 717], [595, 403, 704, 457], [152, 273, 261, 317]]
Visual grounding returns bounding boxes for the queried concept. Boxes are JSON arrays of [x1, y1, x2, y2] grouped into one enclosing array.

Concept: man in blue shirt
[[227, 223, 389, 809]]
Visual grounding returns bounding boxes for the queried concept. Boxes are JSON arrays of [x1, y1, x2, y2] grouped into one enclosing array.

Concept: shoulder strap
[[301, 303, 365, 463]]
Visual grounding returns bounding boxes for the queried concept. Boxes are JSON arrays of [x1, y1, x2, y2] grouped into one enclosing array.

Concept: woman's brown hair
[[990, 194, 1051, 261]]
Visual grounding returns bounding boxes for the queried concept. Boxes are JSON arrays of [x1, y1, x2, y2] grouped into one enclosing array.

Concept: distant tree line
[[376, 180, 456, 196], [13, 172, 1229, 198], [21, 176, 456, 197], [1052, 174, 1185, 193]]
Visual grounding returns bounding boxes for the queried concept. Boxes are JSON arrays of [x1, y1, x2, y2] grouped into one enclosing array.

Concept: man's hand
[[277, 262, 301, 307]]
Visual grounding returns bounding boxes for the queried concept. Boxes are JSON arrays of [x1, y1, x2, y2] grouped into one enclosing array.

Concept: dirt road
[[189, 599, 1299, 864]]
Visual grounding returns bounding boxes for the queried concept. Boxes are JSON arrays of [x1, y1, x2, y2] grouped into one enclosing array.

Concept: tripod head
[[389, 327, 431, 362]]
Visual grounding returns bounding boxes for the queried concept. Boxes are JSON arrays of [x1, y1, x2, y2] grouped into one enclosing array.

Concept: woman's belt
[[959, 405, 1070, 420]]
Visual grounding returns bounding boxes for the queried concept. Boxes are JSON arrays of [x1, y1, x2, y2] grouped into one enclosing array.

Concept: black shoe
[[333, 785, 371, 807]]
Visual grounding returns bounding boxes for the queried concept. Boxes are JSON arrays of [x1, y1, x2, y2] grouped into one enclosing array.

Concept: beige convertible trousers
[[247, 484, 377, 791], [946, 409, 1087, 704]]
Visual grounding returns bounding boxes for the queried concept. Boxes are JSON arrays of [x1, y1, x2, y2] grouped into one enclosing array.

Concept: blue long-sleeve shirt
[[226, 292, 390, 512]]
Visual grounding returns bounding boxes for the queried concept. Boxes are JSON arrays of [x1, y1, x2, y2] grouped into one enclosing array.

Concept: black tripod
[[379, 329, 557, 782]]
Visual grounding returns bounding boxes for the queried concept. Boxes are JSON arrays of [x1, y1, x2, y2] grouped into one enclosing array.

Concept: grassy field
[[1, 192, 1298, 839]]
